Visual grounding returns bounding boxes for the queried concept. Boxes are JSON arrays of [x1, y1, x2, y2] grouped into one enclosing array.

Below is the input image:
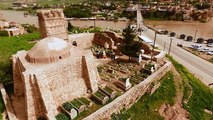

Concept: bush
[[0, 30, 8, 37], [64, 6, 92, 18], [22, 24, 38, 33]]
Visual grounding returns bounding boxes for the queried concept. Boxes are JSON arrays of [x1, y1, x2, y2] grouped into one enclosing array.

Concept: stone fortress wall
[[84, 61, 172, 120], [37, 9, 68, 40], [69, 33, 94, 48]]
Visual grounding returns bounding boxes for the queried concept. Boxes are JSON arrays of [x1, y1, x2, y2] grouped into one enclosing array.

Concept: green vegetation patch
[[94, 91, 106, 100], [62, 102, 74, 112], [70, 99, 83, 109], [0, 32, 40, 84], [74, 103, 101, 120], [103, 86, 114, 94], [0, 32, 40, 119], [112, 71, 176, 120], [55, 113, 70, 120], [78, 97, 91, 106], [167, 55, 213, 120]]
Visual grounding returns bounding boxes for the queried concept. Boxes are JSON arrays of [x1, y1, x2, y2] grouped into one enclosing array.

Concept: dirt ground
[[159, 66, 189, 120]]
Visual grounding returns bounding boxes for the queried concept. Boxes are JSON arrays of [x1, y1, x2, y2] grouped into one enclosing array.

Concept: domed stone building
[[12, 36, 100, 119]]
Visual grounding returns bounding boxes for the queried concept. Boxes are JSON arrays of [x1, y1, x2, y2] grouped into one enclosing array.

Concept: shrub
[[0, 30, 8, 37]]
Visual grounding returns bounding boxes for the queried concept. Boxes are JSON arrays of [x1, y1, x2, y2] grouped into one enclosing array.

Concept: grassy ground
[[0, 32, 40, 84], [167, 55, 213, 120], [112, 71, 176, 120], [0, 32, 40, 119]]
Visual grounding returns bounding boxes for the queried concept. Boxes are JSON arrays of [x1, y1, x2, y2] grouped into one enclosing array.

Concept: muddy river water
[[1, 10, 213, 39]]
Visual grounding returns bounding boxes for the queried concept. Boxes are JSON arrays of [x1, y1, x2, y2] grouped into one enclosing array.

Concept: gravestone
[[70, 108, 78, 119]]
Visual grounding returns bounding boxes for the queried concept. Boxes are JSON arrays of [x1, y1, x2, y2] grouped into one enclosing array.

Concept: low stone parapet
[[83, 61, 171, 120]]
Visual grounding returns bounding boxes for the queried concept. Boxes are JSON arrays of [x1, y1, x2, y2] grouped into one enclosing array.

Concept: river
[[1, 10, 213, 38]]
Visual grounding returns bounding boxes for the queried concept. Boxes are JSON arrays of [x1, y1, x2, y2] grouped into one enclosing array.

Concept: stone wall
[[104, 31, 123, 44], [37, 9, 68, 40], [0, 83, 18, 120], [68, 33, 94, 49], [93, 33, 115, 49], [83, 61, 172, 120]]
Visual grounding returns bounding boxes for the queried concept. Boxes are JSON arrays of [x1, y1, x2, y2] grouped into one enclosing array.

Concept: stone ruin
[[37, 9, 68, 40], [12, 9, 100, 120]]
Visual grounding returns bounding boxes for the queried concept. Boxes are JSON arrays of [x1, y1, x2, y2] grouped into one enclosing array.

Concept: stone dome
[[26, 37, 71, 64]]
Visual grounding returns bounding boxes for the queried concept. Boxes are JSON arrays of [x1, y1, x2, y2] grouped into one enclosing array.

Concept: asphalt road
[[136, 7, 213, 86], [141, 29, 213, 86]]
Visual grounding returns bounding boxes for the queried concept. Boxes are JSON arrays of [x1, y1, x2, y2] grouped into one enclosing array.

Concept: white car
[[206, 51, 213, 55], [207, 43, 213, 47], [191, 44, 202, 49]]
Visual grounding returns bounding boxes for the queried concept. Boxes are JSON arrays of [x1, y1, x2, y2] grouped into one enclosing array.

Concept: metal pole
[[194, 30, 197, 42], [151, 31, 157, 62], [163, 42, 166, 51], [94, 18, 96, 29], [168, 38, 173, 55]]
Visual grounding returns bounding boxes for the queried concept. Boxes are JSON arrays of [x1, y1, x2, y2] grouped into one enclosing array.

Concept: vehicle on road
[[170, 32, 176, 37], [191, 44, 202, 49], [186, 36, 193, 41], [207, 43, 213, 47], [196, 38, 204, 43], [177, 43, 183, 47], [198, 48, 210, 52], [206, 51, 213, 55]]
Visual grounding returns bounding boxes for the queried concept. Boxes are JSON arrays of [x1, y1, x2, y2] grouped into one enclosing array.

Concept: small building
[[0, 21, 9, 29], [4, 27, 25, 36], [13, 37, 100, 119]]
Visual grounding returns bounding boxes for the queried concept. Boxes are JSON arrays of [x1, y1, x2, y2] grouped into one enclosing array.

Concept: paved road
[[137, 6, 213, 86], [142, 30, 213, 85]]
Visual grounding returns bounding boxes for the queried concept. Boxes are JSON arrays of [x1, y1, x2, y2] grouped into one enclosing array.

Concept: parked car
[[207, 39, 213, 44], [191, 44, 202, 49], [170, 32, 176, 37], [163, 30, 169, 35], [206, 51, 213, 55], [207, 43, 213, 47], [177, 43, 183, 47], [196, 38, 204, 43], [179, 34, 186, 39], [186, 36, 193, 41], [199, 48, 210, 52]]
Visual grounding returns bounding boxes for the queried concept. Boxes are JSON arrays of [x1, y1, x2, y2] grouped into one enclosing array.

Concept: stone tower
[[37, 9, 68, 40]]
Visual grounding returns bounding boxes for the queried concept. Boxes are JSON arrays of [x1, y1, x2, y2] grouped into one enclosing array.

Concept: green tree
[[121, 25, 141, 60], [122, 25, 136, 44], [67, 22, 74, 32]]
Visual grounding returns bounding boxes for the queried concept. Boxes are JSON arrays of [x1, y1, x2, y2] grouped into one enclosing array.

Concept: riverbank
[[1, 10, 213, 38], [145, 20, 213, 39]]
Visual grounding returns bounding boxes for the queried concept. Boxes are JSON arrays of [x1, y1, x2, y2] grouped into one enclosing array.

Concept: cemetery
[[0, 9, 169, 120]]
